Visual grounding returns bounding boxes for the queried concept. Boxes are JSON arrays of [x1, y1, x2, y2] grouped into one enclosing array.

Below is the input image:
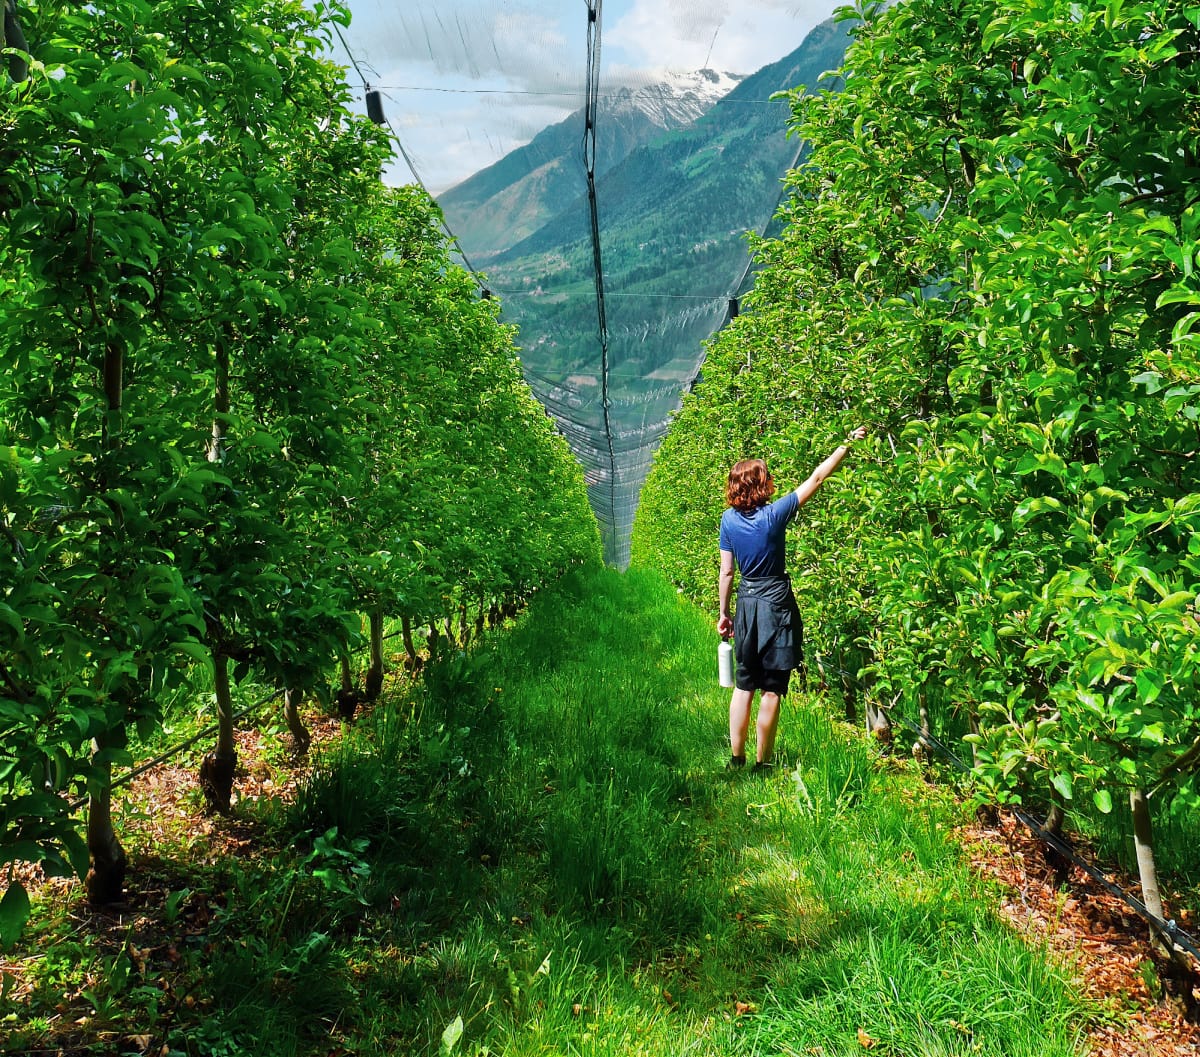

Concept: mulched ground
[[4, 710, 1199, 1056], [962, 809, 1200, 1056]]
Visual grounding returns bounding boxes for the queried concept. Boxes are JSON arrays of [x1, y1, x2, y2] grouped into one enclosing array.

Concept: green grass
[[4, 562, 1095, 1056]]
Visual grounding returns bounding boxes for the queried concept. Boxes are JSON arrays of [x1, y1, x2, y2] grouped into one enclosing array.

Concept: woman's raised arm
[[793, 426, 868, 507]]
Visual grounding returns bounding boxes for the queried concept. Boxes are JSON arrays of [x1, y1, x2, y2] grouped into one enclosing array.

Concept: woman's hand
[[846, 425, 868, 444], [716, 614, 733, 637]]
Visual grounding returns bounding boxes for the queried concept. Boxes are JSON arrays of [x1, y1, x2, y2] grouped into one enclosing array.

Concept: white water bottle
[[718, 638, 734, 688]]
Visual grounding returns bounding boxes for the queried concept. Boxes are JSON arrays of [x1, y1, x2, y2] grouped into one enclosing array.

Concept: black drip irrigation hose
[[63, 688, 281, 814], [66, 627, 412, 811], [813, 652, 1200, 966]]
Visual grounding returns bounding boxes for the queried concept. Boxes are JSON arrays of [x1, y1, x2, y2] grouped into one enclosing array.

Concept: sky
[[333, 0, 843, 194]]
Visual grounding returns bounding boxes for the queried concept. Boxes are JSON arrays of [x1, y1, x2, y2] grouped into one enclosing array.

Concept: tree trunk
[[283, 686, 310, 756], [364, 607, 384, 701], [966, 705, 981, 768], [200, 651, 238, 814], [1041, 796, 1071, 887], [458, 603, 471, 649], [1128, 785, 1195, 1013], [865, 698, 892, 752], [849, 658, 890, 749], [475, 603, 485, 639], [840, 663, 857, 724], [1129, 785, 1166, 941], [102, 341, 124, 453], [2, 0, 30, 83], [1045, 801, 1065, 837], [442, 615, 458, 649], [199, 340, 236, 810], [84, 733, 127, 905], [400, 614, 419, 670], [336, 653, 359, 721], [87, 338, 128, 902], [207, 338, 230, 464], [911, 691, 931, 764]]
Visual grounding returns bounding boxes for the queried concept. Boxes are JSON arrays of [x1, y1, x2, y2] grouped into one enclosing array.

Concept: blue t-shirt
[[719, 491, 799, 578]]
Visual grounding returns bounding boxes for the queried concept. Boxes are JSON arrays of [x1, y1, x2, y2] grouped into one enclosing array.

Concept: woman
[[716, 427, 868, 771]]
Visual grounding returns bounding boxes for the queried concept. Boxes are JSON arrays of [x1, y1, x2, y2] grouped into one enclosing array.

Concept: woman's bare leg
[[756, 692, 781, 764], [729, 688, 754, 759]]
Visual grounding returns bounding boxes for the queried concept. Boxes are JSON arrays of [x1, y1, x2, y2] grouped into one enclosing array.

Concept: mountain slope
[[439, 70, 742, 257], [489, 16, 852, 370], [494, 18, 849, 266]]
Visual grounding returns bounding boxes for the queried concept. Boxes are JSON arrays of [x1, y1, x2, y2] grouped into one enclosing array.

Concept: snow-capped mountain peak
[[607, 68, 744, 129]]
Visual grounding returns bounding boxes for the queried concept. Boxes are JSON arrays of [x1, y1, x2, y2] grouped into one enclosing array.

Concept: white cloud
[[343, 1, 582, 95], [604, 0, 835, 77]]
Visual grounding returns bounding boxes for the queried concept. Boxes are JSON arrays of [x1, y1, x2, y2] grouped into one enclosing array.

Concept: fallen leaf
[[856, 1027, 876, 1049]]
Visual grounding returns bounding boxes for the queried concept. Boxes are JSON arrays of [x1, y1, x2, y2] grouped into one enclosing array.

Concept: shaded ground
[[3, 710, 1198, 1056]]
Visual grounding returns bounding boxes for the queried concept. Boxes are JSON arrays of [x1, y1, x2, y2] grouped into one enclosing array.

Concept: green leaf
[[1012, 495, 1064, 524], [174, 640, 212, 664], [1134, 670, 1163, 705], [0, 882, 31, 948], [1171, 310, 1200, 344], [1092, 789, 1114, 814], [1155, 286, 1200, 309], [1130, 371, 1164, 394], [0, 842, 47, 869], [1050, 772, 1074, 801], [62, 828, 90, 879]]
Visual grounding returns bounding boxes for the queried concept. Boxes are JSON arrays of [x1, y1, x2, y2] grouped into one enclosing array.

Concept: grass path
[[313, 561, 1091, 1056], [5, 561, 1096, 1056]]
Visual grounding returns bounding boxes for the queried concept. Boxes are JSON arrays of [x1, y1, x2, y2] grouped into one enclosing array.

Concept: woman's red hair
[[726, 459, 775, 512]]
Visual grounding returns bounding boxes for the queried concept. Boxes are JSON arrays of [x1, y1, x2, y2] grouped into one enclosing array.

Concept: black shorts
[[735, 662, 791, 696]]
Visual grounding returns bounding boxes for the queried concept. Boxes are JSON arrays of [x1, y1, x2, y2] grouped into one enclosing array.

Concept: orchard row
[[0, 0, 599, 939], [635, 0, 1200, 946]]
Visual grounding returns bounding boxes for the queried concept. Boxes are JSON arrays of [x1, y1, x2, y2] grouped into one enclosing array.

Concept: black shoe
[[751, 761, 774, 775], [727, 754, 746, 770]]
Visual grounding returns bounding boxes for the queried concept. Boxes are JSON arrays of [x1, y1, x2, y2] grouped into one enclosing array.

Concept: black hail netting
[[333, 0, 845, 567]]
